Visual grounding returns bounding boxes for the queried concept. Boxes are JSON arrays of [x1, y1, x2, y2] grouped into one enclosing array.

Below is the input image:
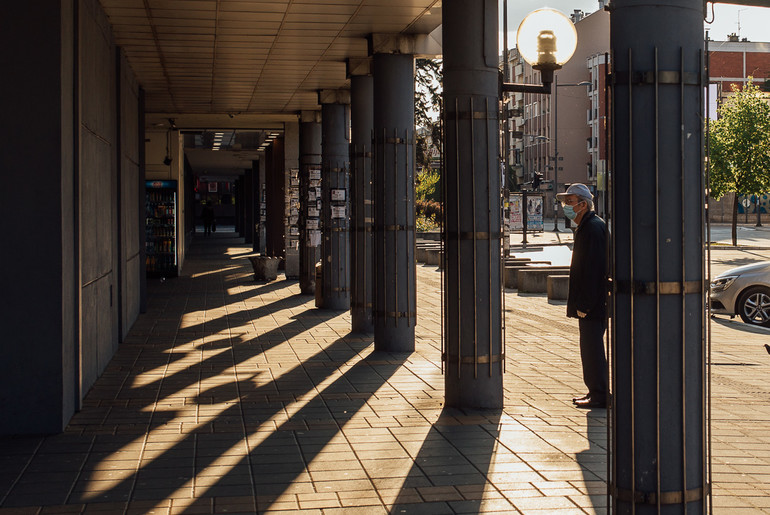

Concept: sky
[[500, 1, 770, 46]]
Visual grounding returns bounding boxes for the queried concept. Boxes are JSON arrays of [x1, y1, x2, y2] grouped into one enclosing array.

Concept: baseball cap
[[555, 183, 593, 202]]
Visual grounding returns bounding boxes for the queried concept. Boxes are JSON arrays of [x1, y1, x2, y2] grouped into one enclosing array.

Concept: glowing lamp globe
[[516, 8, 578, 80]]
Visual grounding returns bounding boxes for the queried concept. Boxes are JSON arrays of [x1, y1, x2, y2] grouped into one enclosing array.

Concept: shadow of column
[[576, 410, 609, 512], [386, 408, 508, 513]]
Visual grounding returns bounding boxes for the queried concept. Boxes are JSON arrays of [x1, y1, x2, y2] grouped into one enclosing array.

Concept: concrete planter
[[249, 256, 280, 281], [547, 275, 570, 301]]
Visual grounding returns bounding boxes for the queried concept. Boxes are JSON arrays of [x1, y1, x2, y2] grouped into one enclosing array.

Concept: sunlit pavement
[[0, 230, 769, 514]]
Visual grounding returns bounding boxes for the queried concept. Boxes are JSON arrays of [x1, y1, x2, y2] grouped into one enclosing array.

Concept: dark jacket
[[567, 211, 608, 320]]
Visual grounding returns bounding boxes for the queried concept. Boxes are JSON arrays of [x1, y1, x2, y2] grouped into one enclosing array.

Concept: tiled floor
[[1, 233, 769, 514]]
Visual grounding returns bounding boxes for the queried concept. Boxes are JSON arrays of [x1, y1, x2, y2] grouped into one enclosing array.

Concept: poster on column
[[309, 168, 321, 180], [331, 188, 346, 202], [331, 206, 346, 219], [526, 195, 543, 232], [306, 219, 319, 230], [309, 230, 321, 247], [308, 207, 319, 218], [509, 194, 523, 231]]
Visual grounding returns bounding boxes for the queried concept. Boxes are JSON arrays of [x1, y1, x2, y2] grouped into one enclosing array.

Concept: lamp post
[[551, 78, 591, 231], [501, 8, 578, 95], [499, 7, 578, 248]]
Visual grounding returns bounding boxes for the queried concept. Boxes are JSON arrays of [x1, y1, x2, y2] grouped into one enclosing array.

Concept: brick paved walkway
[[1, 233, 769, 514]]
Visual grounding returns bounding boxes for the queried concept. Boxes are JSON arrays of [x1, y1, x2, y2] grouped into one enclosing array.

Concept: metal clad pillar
[[257, 158, 267, 255], [442, 0, 503, 408], [318, 92, 351, 310], [252, 159, 260, 252], [243, 168, 253, 245], [611, 0, 707, 512], [299, 112, 322, 295], [349, 64, 374, 334], [372, 52, 416, 351], [264, 144, 284, 258]]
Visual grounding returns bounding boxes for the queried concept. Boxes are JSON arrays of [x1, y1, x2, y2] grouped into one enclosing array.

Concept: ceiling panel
[[100, 0, 442, 119]]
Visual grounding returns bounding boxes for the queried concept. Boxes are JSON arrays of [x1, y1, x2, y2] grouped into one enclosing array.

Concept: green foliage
[[415, 168, 441, 202], [708, 79, 770, 199], [414, 59, 444, 231], [416, 213, 440, 232]]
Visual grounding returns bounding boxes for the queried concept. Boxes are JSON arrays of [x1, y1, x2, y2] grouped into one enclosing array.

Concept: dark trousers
[[578, 317, 608, 397]]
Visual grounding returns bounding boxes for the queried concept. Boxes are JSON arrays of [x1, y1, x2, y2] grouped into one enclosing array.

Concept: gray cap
[[556, 183, 593, 202]]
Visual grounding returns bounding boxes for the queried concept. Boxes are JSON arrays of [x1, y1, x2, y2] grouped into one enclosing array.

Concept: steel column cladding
[[442, 0, 504, 408], [299, 117, 322, 295], [372, 53, 417, 351], [610, 0, 708, 512], [318, 101, 351, 310], [350, 75, 374, 333]]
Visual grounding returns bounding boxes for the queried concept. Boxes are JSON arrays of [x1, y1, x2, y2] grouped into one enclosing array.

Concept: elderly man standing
[[556, 183, 608, 409]]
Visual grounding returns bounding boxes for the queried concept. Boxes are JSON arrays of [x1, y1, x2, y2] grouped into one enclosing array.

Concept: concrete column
[[257, 158, 267, 255], [251, 160, 260, 252], [0, 1, 79, 434], [243, 169, 253, 245], [349, 63, 374, 333], [299, 112, 322, 295], [284, 122, 300, 279], [372, 52, 416, 351], [442, 0, 503, 408], [265, 140, 286, 259], [234, 177, 243, 236], [611, 1, 706, 512], [317, 91, 351, 310], [139, 89, 147, 314]]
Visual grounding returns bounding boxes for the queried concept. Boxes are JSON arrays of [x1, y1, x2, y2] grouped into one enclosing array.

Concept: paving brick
[[4, 237, 770, 514]]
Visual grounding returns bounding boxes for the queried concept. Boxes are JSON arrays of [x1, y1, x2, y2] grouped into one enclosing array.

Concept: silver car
[[710, 261, 770, 327]]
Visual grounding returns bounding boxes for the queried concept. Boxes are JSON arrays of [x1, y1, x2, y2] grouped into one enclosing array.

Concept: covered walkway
[[1, 234, 608, 514], [2, 235, 770, 513]]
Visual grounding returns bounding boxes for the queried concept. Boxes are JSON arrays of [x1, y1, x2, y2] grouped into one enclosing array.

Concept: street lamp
[[499, 7, 578, 247], [501, 8, 578, 94], [551, 78, 591, 231]]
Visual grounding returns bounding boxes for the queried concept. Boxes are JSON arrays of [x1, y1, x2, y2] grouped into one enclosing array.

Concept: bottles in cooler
[[145, 180, 178, 277]]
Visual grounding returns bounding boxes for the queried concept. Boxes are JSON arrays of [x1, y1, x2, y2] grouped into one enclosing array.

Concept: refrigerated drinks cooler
[[146, 180, 178, 277]]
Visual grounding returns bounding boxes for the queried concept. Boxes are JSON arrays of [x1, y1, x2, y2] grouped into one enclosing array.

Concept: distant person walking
[[556, 183, 609, 409], [201, 204, 215, 236]]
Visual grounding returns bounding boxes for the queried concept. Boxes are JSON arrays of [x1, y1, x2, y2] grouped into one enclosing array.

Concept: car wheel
[[737, 286, 770, 327]]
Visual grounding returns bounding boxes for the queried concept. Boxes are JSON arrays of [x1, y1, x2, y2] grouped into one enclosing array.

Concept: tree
[[415, 58, 443, 174], [708, 79, 770, 245]]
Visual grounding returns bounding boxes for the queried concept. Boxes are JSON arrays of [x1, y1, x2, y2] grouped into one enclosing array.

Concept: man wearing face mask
[[556, 183, 608, 409]]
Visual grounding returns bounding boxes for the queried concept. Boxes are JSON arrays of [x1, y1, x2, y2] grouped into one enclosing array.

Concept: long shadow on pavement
[[386, 409, 506, 514]]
